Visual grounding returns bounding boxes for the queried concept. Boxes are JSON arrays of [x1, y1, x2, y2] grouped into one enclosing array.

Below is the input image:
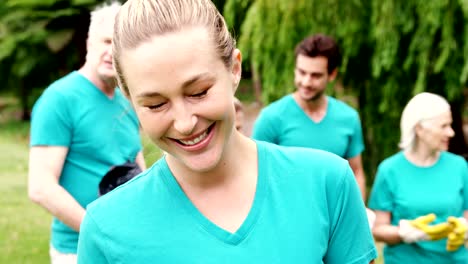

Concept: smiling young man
[[252, 34, 367, 199], [28, 2, 145, 263]]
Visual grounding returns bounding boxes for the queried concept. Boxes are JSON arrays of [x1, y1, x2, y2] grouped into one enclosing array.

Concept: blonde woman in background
[[369, 92, 468, 263], [77, 0, 376, 263]]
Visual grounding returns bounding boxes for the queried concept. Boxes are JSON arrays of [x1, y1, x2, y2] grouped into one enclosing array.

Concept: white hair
[[88, 1, 121, 38], [399, 92, 451, 150]]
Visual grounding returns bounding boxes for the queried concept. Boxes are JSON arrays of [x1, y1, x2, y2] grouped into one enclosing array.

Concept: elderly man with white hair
[[368, 92, 468, 263], [28, 2, 145, 263]]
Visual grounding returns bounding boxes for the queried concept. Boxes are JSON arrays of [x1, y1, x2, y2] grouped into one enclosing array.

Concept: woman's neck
[[404, 144, 440, 167], [167, 132, 257, 189]]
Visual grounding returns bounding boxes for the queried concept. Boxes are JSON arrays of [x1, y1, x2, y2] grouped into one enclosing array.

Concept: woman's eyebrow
[[136, 73, 215, 99], [180, 73, 215, 89]]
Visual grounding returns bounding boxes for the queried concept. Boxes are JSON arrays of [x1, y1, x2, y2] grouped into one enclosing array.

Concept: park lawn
[[0, 120, 51, 264], [0, 116, 162, 263]]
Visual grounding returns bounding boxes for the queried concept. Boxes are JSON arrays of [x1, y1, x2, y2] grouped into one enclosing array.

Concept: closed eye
[[147, 102, 166, 110], [190, 90, 208, 98]]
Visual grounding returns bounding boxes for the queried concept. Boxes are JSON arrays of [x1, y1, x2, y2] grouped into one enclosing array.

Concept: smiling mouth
[[176, 123, 215, 146]]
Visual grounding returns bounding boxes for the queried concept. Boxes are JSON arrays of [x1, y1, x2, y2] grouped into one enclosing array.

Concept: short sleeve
[[251, 110, 279, 144], [324, 165, 377, 264], [77, 213, 110, 264], [368, 164, 394, 211], [344, 113, 364, 159], [30, 89, 72, 147]]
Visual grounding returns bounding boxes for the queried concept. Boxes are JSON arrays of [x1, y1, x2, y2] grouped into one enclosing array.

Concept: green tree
[[0, 0, 107, 120], [225, 0, 468, 183]]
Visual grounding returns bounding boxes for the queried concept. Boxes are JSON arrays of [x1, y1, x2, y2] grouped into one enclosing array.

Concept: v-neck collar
[[290, 94, 330, 124], [158, 142, 267, 245], [74, 71, 118, 102]]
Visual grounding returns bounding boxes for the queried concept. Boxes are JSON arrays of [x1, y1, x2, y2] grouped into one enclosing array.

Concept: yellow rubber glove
[[410, 214, 452, 241], [446, 217, 468, 252]]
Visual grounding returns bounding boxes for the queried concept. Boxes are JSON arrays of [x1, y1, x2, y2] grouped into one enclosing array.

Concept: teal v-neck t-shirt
[[252, 95, 364, 159], [78, 141, 376, 263], [30, 71, 142, 253]]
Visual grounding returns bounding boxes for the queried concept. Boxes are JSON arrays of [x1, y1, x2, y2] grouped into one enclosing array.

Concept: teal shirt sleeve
[[30, 89, 72, 146], [78, 213, 110, 264], [368, 164, 393, 211], [251, 109, 279, 144], [344, 112, 365, 159], [324, 165, 377, 264]]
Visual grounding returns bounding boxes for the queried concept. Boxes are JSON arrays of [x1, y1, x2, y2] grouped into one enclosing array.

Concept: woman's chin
[[185, 154, 221, 173], [168, 149, 222, 174]]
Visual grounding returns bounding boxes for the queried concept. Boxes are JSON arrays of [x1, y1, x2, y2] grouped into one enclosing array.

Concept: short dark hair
[[294, 34, 341, 73]]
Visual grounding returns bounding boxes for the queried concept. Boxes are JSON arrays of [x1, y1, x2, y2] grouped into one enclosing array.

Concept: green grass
[[141, 131, 164, 167], [0, 120, 51, 264]]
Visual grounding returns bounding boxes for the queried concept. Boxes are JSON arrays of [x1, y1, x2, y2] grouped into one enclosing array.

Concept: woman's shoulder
[[441, 151, 466, 162], [256, 140, 350, 182], [86, 159, 166, 219], [440, 151, 467, 168], [258, 140, 346, 161], [378, 151, 406, 169]]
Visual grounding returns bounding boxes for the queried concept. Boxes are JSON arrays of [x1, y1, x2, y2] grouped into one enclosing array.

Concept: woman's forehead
[[421, 111, 453, 126], [122, 27, 218, 69], [120, 27, 228, 95]]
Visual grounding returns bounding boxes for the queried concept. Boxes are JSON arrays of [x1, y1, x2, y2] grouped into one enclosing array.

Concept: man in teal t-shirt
[[28, 2, 145, 262], [78, 141, 377, 263], [252, 34, 366, 199]]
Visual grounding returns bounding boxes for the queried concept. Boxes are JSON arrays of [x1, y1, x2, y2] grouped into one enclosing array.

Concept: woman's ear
[[414, 122, 424, 137], [231, 49, 242, 92]]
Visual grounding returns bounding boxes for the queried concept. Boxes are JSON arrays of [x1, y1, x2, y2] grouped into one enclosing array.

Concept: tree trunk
[[251, 62, 263, 105], [19, 79, 30, 121]]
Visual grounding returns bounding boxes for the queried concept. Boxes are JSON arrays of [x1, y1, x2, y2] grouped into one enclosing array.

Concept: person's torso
[[31, 71, 142, 253], [256, 95, 361, 158], [84, 142, 376, 263], [371, 152, 468, 263]]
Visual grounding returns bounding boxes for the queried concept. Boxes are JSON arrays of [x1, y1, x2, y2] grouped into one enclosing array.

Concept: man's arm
[[28, 146, 86, 231], [347, 154, 366, 200], [135, 151, 146, 171]]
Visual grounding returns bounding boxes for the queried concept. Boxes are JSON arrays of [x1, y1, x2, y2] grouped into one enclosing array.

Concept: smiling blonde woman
[[77, 0, 377, 263]]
